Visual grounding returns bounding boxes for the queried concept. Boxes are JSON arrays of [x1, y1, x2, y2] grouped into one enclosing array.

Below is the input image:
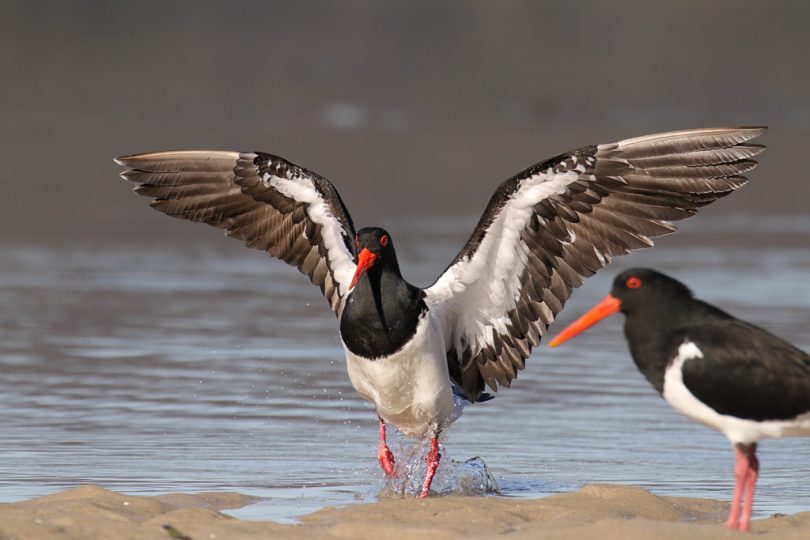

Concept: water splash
[[381, 437, 499, 497]]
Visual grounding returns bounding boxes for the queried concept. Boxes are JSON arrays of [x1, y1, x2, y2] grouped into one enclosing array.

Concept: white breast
[[343, 312, 455, 438], [663, 341, 810, 446]]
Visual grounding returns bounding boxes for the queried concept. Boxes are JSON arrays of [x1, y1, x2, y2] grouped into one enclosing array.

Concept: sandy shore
[[0, 484, 807, 540]]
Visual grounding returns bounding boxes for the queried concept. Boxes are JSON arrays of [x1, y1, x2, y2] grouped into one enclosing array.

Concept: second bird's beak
[[548, 294, 622, 347], [350, 248, 377, 289]]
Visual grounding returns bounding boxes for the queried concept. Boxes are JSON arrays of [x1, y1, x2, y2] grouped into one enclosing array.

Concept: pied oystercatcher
[[549, 268, 810, 531], [116, 127, 765, 497]]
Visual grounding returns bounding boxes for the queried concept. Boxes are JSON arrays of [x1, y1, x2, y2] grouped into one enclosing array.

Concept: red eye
[[354, 236, 359, 247], [379, 234, 389, 247], [626, 276, 642, 289]]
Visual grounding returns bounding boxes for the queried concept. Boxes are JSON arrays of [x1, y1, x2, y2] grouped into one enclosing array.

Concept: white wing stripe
[[430, 169, 579, 353], [263, 172, 356, 296]]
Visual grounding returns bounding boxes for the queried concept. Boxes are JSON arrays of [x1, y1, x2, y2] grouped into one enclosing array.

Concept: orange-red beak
[[548, 294, 622, 347], [350, 248, 377, 289]]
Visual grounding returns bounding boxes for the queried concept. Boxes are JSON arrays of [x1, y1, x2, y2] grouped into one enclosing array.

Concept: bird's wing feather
[[679, 321, 810, 421], [425, 127, 766, 400], [116, 151, 357, 315]]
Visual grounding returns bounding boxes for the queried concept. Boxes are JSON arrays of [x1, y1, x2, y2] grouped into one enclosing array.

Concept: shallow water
[[0, 218, 808, 523]]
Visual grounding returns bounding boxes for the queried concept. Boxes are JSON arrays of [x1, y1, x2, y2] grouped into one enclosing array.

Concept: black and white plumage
[[118, 151, 356, 314], [427, 127, 764, 401], [549, 268, 810, 531], [116, 126, 765, 497]]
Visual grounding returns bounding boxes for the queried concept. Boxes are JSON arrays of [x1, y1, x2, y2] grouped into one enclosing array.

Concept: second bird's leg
[[726, 443, 759, 531], [738, 444, 759, 532], [419, 436, 441, 498], [725, 445, 747, 530], [377, 416, 395, 475]]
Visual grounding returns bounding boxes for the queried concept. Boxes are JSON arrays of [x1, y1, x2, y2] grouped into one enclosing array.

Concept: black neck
[[340, 265, 426, 359], [623, 299, 732, 394]]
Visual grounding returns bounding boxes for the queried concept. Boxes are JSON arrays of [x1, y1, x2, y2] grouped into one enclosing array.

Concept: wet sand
[[1, 484, 807, 540]]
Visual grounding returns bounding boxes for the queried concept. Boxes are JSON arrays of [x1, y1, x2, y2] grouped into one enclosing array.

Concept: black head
[[610, 268, 693, 315], [349, 227, 401, 289], [354, 227, 396, 259], [549, 267, 692, 347]]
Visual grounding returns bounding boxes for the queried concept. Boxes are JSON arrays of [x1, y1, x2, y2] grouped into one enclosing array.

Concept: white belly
[[663, 341, 810, 445], [343, 313, 454, 438]]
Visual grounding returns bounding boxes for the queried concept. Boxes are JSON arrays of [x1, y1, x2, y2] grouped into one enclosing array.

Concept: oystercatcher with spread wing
[[549, 268, 810, 531], [116, 127, 765, 497]]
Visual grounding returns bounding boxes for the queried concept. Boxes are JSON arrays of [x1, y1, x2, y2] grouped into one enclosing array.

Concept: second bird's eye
[[626, 276, 642, 289], [379, 235, 389, 247]]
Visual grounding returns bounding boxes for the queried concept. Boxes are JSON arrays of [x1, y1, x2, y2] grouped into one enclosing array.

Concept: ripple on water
[[0, 233, 808, 523]]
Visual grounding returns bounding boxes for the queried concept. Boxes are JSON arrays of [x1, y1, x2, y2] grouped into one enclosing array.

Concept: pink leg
[[419, 437, 441, 498], [739, 445, 759, 532], [377, 417, 395, 476], [725, 446, 747, 529]]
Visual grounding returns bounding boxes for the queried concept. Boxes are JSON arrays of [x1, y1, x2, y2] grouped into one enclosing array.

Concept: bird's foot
[[378, 442, 396, 476], [725, 507, 752, 532], [419, 438, 441, 498], [725, 516, 750, 532]]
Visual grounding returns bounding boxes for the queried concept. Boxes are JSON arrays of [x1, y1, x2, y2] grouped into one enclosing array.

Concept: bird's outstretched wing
[[116, 151, 357, 315], [425, 127, 766, 400]]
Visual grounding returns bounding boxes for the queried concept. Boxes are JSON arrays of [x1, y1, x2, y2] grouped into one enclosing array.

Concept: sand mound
[[0, 484, 807, 539]]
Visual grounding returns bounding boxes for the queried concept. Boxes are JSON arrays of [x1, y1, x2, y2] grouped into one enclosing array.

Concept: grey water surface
[[0, 218, 808, 523]]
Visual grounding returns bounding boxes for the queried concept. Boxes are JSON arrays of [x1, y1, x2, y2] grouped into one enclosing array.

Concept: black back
[[613, 268, 810, 421], [676, 320, 810, 421], [340, 228, 427, 359]]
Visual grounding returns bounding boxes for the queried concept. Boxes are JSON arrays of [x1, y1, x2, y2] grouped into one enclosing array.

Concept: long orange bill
[[349, 248, 377, 289], [548, 294, 622, 348]]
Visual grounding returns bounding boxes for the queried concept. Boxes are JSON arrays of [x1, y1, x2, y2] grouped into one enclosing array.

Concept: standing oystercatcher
[[549, 268, 810, 531], [116, 127, 764, 498]]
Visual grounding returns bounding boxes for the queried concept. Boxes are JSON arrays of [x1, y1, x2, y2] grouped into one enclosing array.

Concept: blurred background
[[1, 0, 808, 522], [2, 0, 810, 245]]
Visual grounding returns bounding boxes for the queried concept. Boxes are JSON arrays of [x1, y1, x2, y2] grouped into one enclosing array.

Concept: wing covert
[[679, 323, 810, 422]]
